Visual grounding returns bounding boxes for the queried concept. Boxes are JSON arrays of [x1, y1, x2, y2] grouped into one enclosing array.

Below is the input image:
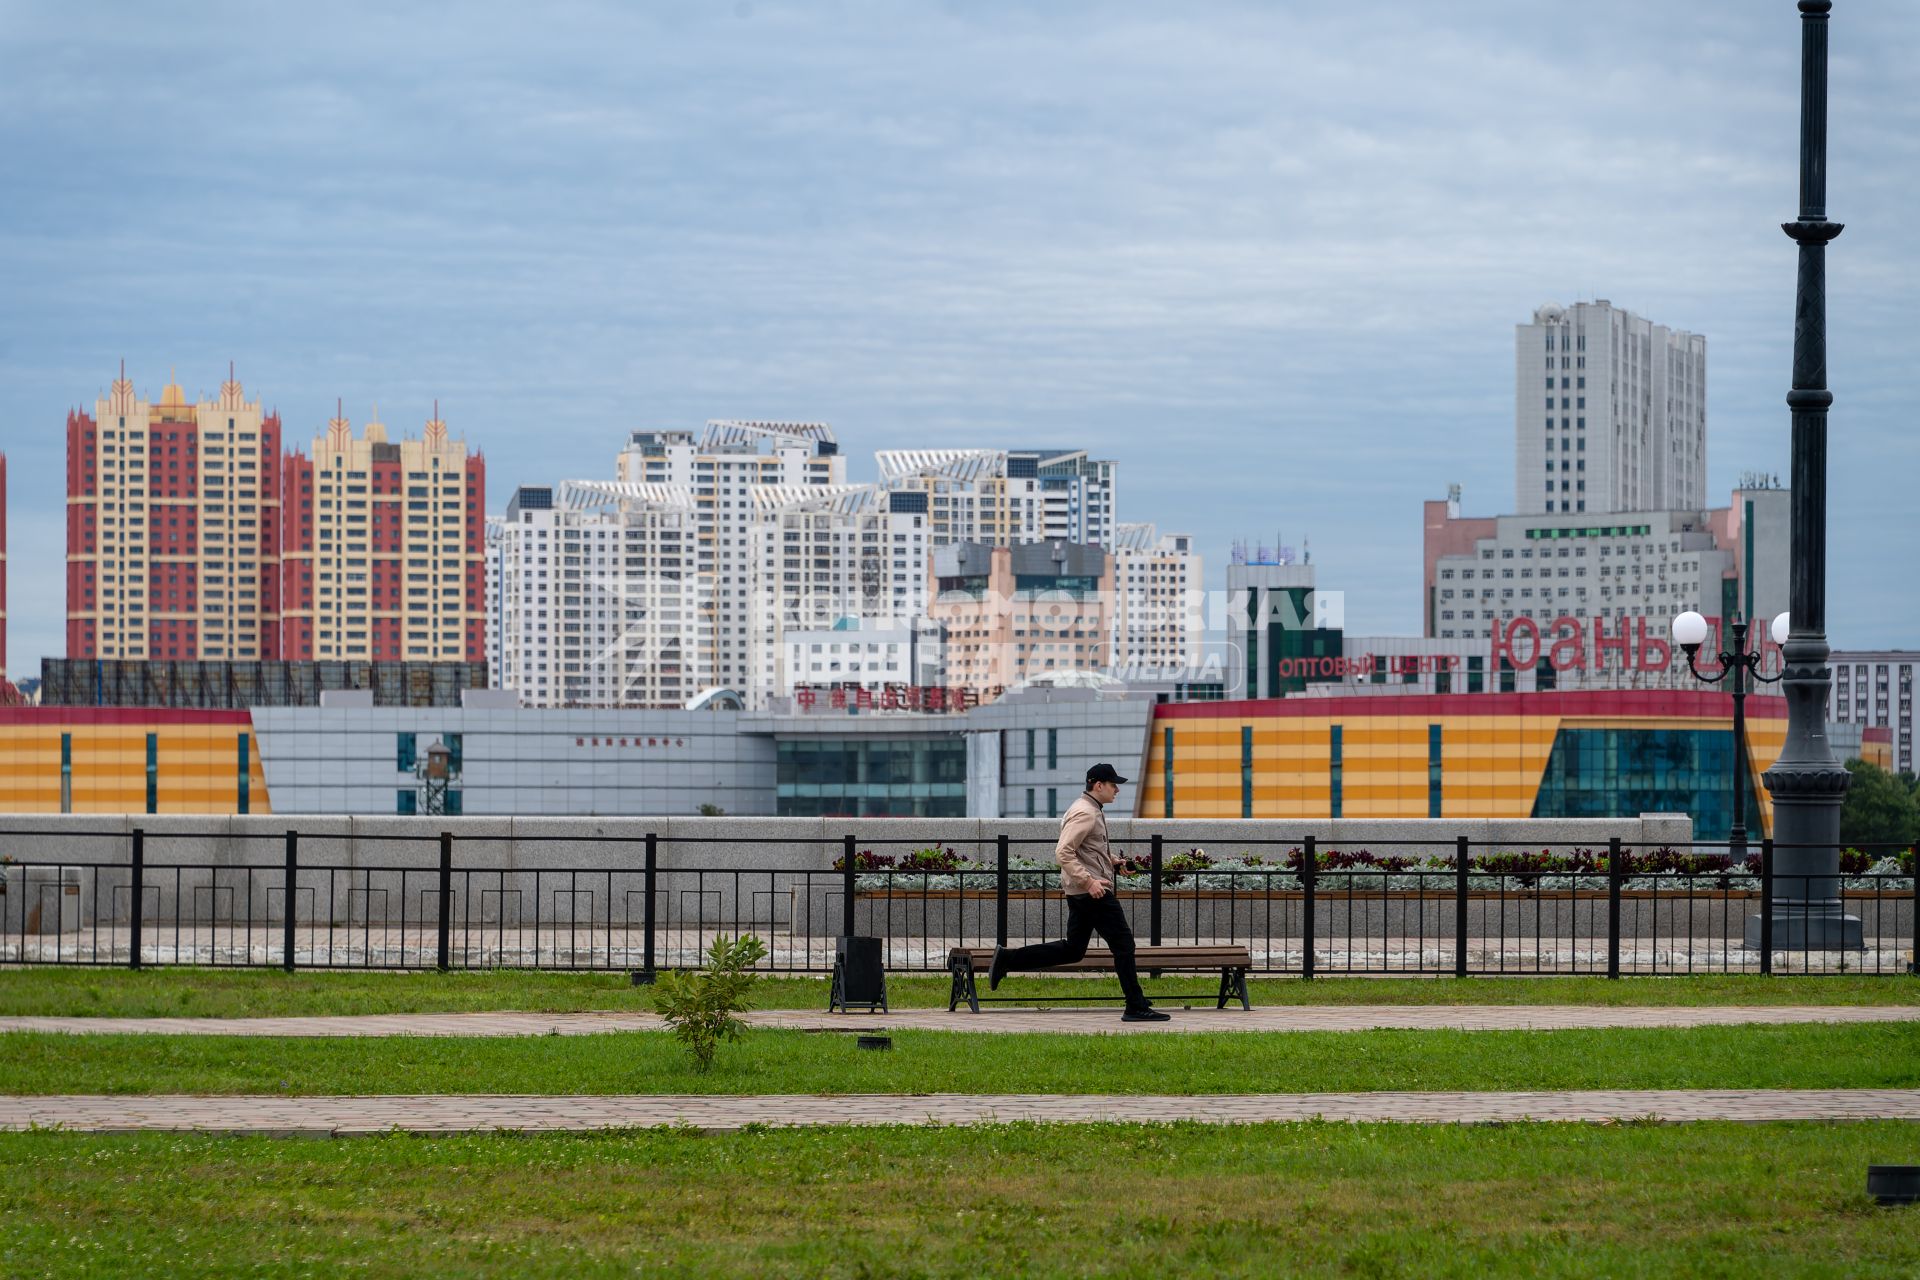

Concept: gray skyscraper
[[1516, 300, 1706, 516]]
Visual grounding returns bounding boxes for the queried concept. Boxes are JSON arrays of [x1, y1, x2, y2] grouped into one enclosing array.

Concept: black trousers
[[998, 893, 1148, 1009]]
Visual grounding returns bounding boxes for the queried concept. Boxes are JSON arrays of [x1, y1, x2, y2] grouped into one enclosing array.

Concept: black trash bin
[[830, 935, 887, 1013]]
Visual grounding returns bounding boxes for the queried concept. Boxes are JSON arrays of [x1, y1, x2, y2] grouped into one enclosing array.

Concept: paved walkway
[[2, 1004, 1915, 1038], [4, 1089, 1918, 1134]]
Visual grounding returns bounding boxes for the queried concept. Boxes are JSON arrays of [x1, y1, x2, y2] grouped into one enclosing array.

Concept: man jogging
[[988, 763, 1170, 1022]]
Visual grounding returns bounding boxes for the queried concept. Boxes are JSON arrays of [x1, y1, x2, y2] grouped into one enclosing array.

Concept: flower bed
[[836, 845, 1915, 897]]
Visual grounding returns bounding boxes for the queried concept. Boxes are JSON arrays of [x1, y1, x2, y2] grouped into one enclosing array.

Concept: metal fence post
[[841, 834, 857, 939], [1149, 833, 1164, 947], [283, 830, 298, 973], [436, 830, 453, 972], [1454, 835, 1469, 979], [1760, 837, 1775, 976], [640, 833, 658, 981], [1908, 843, 1918, 976], [129, 828, 144, 972], [1606, 836, 1622, 980], [1301, 835, 1316, 981], [995, 833, 1009, 947]]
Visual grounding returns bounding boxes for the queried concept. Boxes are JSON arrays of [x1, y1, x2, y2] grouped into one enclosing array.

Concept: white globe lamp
[[1671, 611, 1710, 655]]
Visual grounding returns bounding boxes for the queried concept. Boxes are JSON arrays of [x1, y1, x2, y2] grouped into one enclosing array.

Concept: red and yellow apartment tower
[[281, 404, 486, 661], [65, 367, 283, 662]]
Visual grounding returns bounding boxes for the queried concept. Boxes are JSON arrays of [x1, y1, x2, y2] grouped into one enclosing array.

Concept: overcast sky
[[2, 0, 1915, 673]]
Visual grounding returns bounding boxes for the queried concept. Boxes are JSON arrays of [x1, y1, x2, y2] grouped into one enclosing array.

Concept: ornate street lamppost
[[1671, 611, 1789, 861], [1753, 0, 1860, 950]]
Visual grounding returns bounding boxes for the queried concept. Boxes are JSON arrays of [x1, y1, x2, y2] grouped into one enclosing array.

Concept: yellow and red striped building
[[1140, 689, 1783, 836], [0, 708, 266, 815]]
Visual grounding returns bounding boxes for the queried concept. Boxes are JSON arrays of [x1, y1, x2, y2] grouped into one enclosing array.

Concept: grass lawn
[[1, 1022, 1915, 1096], [1, 966, 1915, 1019], [3, 1122, 1917, 1277]]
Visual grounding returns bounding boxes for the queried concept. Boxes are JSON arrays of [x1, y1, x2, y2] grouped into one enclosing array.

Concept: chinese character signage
[[790, 682, 999, 713]]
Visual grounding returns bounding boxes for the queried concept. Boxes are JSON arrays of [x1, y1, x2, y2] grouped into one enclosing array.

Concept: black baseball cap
[[1086, 763, 1128, 786]]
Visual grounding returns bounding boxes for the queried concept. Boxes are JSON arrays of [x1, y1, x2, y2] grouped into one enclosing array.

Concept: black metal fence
[[0, 828, 1913, 978]]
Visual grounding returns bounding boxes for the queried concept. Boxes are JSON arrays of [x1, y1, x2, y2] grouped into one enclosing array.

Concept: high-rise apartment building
[[1111, 522, 1201, 676], [876, 450, 1045, 547], [1019, 449, 1118, 548], [930, 541, 1113, 699], [281, 404, 485, 662], [745, 483, 932, 705], [65, 367, 283, 661], [1831, 651, 1916, 776], [616, 421, 845, 693], [488, 481, 702, 707], [1517, 301, 1706, 516]]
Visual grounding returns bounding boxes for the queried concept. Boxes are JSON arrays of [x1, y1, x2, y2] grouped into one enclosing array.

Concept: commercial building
[[1111, 522, 1202, 678], [66, 367, 284, 662], [1517, 300, 1706, 515], [1223, 553, 1344, 700], [1830, 651, 1916, 775], [1424, 481, 1789, 691], [0, 684, 1775, 839], [281, 404, 485, 663], [930, 541, 1114, 700], [487, 481, 701, 708], [1140, 689, 1775, 839], [615, 422, 845, 694], [0, 707, 268, 814]]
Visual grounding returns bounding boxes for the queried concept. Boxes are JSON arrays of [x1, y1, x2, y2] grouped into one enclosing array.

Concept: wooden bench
[[947, 945, 1253, 1013]]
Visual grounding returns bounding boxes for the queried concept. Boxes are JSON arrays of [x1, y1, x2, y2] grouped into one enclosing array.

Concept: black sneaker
[[1121, 1008, 1171, 1023], [987, 946, 1009, 991]]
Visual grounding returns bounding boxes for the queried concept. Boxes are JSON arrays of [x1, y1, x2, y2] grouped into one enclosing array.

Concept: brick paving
[[2, 1003, 1915, 1038], [3, 1089, 1917, 1135]]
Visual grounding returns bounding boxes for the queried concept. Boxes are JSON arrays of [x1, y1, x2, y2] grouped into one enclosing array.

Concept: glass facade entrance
[[1530, 726, 1761, 842], [776, 737, 967, 816]]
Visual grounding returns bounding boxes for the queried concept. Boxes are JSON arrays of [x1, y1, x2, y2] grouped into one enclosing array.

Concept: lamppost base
[[1743, 909, 1864, 951]]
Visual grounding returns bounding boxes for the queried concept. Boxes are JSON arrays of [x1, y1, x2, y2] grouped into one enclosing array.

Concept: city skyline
[[2, 1, 1917, 673]]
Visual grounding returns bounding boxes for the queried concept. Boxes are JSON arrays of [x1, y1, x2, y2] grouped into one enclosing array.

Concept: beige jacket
[[1054, 791, 1118, 896]]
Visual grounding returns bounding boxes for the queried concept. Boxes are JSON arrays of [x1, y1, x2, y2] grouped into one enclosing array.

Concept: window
[[1427, 724, 1443, 818], [1240, 725, 1254, 818], [1047, 728, 1058, 770], [1162, 727, 1175, 818], [1328, 725, 1343, 819]]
